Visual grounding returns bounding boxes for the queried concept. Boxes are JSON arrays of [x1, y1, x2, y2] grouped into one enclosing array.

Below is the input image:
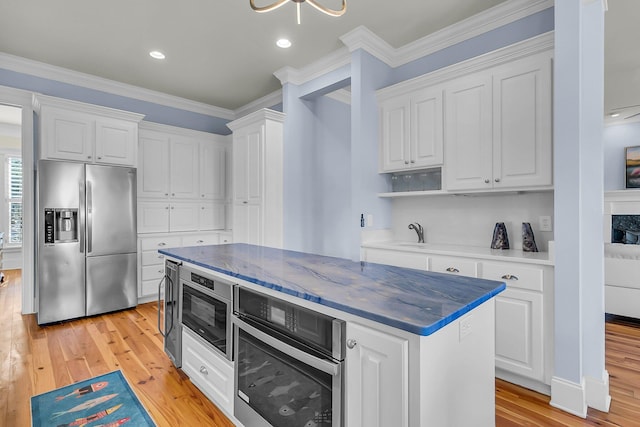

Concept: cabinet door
[[379, 96, 410, 172], [362, 248, 428, 270], [345, 323, 408, 427], [233, 125, 263, 204], [444, 75, 493, 191], [493, 53, 552, 188], [137, 201, 169, 233], [95, 118, 137, 166], [411, 87, 443, 168], [233, 203, 262, 245], [200, 142, 226, 200], [169, 202, 199, 232], [199, 202, 225, 231], [138, 133, 170, 198], [494, 288, 544, 381], [42, 108, 93, 162], [170, 136, 200, 199]]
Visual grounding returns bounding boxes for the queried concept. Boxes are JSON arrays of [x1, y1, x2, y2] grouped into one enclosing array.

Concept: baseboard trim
[[585, 371, 611, 412], [550, 376, 587, 418]]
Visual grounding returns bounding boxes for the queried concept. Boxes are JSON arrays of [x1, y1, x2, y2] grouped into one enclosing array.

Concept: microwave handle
[[234, 316, 340, 376]]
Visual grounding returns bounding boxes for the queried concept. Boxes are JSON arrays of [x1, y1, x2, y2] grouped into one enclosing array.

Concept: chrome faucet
[[408, 222, 425, 243]]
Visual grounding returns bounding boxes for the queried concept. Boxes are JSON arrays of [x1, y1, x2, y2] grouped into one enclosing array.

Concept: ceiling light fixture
[[149, 51, 166, 60], [276, 38, 292, 48], [250, 0, 346, 25]]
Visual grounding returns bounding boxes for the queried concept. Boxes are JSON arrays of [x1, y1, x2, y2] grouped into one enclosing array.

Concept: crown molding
[[33, 93, 145, 122], [274, 47, 351, 86], [0, 52, 235, 120], [226, 108, 286, 132], [234, 89, 282, 119], [139, 120, 229, 141], [341, 0, 553, 68]]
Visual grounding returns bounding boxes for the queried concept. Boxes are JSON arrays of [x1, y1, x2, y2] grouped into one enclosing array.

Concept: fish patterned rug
[[31, 370, 156, 427]]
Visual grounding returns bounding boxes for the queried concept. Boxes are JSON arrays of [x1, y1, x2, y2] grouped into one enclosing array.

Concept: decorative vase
[[491, 222, 510, 250], [522, 222, 539, 252]]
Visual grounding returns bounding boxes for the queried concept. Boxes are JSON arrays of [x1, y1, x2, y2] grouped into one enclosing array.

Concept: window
[[6, 156, 22, 244]]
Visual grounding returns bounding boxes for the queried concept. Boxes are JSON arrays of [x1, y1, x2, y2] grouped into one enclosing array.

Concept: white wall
[[604, 121, 640, 191], [391, 192, 554, 251]]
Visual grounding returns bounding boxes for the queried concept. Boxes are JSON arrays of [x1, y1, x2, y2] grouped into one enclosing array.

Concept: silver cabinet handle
[[243, 201, 248, 204], [158, 242, 166, 246], [165, 193, 168, 196], [410, 160, 415, 163], [484, 179, 490, 184], [172, 193, 175, 196], [97, 156, 102, 160], [495, 178, 501, 183], [87, 155, 92, 159], [202, 194, 205, 197], [158, 269, 163, 274], [404, 160, 409, 165], [501, 274, 519, 280], [199, 366, 208, 375], [346, 338, 357, 349], [446, 267, 460, 273], [197, 240, 204, 243], [158, 254, 164, 258]]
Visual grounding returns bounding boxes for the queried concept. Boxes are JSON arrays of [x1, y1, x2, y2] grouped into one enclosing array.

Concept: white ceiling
[[0, 0, 637, 124]]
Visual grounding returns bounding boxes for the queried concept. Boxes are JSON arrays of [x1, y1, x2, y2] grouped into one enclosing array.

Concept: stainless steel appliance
[[159, 259, 181, 367], [233, 286, 345, 427], [181, 266, 233, 361], [36, 160, 137, 325]]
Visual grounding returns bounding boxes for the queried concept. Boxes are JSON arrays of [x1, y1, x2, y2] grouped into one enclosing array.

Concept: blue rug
[[31, 370, 156, 427]]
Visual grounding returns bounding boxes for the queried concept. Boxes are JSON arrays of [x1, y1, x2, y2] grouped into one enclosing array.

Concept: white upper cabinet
[[443, 74, 493, 191], [138, 133, 170, 198], [379, 86, 443, 172], [169, 136, 199, 199], [36, 95, 143, 166], [200, 142, 226, 200], [445, 51, 553, 191]]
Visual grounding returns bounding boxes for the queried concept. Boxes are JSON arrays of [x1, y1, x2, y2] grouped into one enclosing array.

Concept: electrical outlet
[[459, 315, 473, 341], [367, 214, 373, 227], [539, 216, 553, 232]]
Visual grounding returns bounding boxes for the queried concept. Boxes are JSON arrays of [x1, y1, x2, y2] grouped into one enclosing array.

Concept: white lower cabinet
[[345, 322, 408, 427], [182, 328, 234, 415], [482, 261, 547, 384]]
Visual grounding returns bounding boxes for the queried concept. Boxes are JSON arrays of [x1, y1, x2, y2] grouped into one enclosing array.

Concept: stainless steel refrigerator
[[37, 160, 138, 325]]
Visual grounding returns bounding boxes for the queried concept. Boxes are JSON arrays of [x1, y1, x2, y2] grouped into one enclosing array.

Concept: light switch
[[539, 216, 552, 232]]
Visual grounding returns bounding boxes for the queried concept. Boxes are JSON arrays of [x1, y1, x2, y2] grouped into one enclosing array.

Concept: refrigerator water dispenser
[[44, 208, 78, 243]]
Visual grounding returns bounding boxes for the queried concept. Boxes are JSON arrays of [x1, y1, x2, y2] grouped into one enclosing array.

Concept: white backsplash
[[391, 192, 554, 252]]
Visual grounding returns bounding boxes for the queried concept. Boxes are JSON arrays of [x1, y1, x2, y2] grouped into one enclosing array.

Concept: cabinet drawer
[[142, 251, 166, 266], [182, 329, 234, 413], [430, 256, 478, 277], [140, 236, 182, 251], [362, 248, 428, 270], [219, 233, 233, 244], [140, 279, 160, 298], [142, 264, 165, 281], [482, 262, 543, 292], [605, 257, 640, 289], [182, 234, 220, 247]]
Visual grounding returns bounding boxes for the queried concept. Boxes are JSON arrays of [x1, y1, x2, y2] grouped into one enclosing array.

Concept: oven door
[[181, 283, 231, 360], [234, 316, 343, 427]]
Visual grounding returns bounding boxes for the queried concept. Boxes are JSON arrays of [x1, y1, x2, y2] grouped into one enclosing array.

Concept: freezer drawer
[[86, 252, 137, 316]]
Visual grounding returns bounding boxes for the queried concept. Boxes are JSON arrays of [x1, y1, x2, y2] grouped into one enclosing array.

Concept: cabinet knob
[[158, 242, 166, 246], [165, 206, 169, 210], [410, 160, 415, 163], [98, 156, 102, 160], [346, 338, 357, 349], [171, 206, 174, 210], [404, 161, 409, 165], [495, 178, 501, 183], [172, 193, 175, 196], [202, 194, 205, 198], [243, 201, 248, 204], [165, 193, 169, 196], [197, 240, 204, 243], [446, 267, 460, 273], [158, 269, 163, 274], [199, 366, 209, 375], [484, 179, 490, 184], [87, 156, 92, 159], [501, 274, 519, 281]]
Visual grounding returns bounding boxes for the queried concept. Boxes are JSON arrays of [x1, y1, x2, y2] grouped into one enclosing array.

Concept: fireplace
[[611, 214, 640, 244]]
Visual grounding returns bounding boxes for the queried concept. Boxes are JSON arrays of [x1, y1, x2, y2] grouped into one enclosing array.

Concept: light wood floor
[[1, 269, 639, 426]]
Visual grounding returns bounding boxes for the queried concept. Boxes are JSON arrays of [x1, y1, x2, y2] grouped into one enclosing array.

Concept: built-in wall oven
[[233, 286, 345, 427], [181, 266, 233, 361]]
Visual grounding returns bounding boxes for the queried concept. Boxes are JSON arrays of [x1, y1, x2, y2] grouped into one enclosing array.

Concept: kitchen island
[[161, 243, 506, 427]]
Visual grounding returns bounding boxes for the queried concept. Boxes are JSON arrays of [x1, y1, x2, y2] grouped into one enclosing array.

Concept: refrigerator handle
[[79, 181, 85, 253], [86, 180, 93, 254]]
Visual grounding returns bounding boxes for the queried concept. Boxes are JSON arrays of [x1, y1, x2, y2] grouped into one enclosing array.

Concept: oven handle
[[157, 275, 167, 338], [234, 316, 341, 376]]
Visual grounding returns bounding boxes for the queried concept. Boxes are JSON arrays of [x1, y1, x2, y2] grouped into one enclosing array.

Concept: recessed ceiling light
[[149, 51, 166, 60], [276, 39, 292, 49], [610, 112, 620, 118]]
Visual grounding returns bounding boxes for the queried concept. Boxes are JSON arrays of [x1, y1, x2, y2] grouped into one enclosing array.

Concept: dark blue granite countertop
[[160, 243, 505, 336]]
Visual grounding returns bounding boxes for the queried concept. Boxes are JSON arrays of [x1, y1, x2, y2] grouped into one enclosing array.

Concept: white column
[[552, 0, 610, 416]]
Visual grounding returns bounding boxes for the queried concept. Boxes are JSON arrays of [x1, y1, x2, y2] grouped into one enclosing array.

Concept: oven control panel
[[191, 272, 215, 291]]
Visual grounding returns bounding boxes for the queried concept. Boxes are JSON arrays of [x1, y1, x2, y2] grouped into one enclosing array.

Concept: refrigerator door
[[37, 160, 86, 324], [86, 252, 137, 315], [85, 164, 137, 256]]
